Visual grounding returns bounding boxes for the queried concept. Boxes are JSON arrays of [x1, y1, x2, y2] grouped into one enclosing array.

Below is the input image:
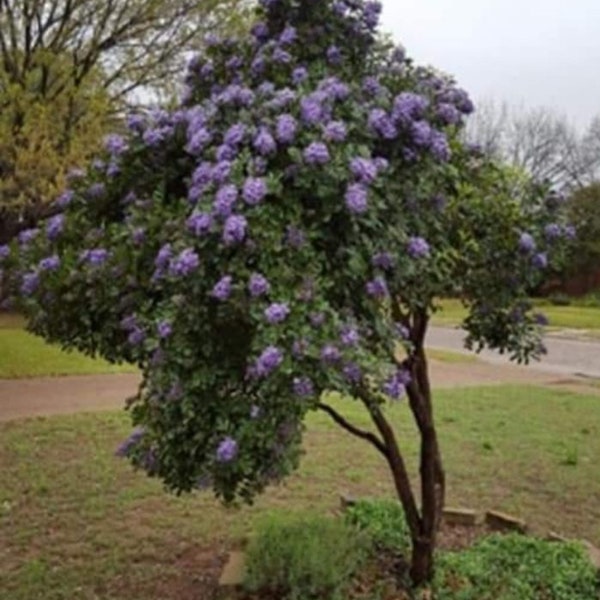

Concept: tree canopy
[[0, 0, 573, 584]]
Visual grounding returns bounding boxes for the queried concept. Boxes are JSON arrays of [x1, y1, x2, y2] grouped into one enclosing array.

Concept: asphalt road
[[427, 326, 600, 379]]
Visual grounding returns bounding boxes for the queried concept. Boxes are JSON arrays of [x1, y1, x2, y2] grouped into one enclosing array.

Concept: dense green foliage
[[345, 498, 410, 555], [244, 512, 369, 600], [434, 534, 599, 600]]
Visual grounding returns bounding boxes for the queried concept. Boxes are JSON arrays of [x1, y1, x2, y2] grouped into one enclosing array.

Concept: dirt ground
[[0, 360, 597, 422]]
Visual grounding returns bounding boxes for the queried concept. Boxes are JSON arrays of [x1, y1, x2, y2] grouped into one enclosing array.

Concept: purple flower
[[327, 45, 342, 65], [519, 233, 536, 253], [243, 178, 267, 205], [285, 226, 305, 248], [319, 77, 350, 101], [169, 248, 200, 276], [87, 182, 106, 199], [265, 302, 290, 324], [273, 48, 292, 64], [362, 76, 382, 97], [126, 114, 145, 132], [104, 133, 128, 156], [226, 55, 244, 71], [343, 362, 362, 384], [21, 272, 40, 295], [157, 321, 173, 339], [534, 312, 549, 326], [257, 81, 275, 96], [128, 327, 145, 346], [300, 96, 325, 125], [56, 189, 74, 208], [382, 369, 411, 400], [430, 131, 451, 162], [39, 255, 60, 271], [368, 109, 397, 139], [115, 427, 145, 457], [212, 161, 233, 184], [46, 214, 65, 241], [364, 0, 382, 27], [563, 225, 576, 240], [340, 326, 360, 347], [303, 142, 330, 165], [120, 314, 138, 331], [532, 252, 548, 269], [372, 252, 394, 270], [187, 212, 213, 236], [0, 245, 9, 261], [224, 123, 247, 147], [393, 92, 429, 124], [250, 405, 261, 419], [411, 121, 433, 147], [155, 244, 172, 270], [256, 346, 284, 377], [186, 126, 212, 155], [223, 215, 247, 245], [216, 144, 237, 162], [249, 273, 270, 297], [436, 103, 461, 125], [280, 25, 297, 45], [214, 184, 239, 217], [544, 224, 562, 240], [253, 127, 277, 155], [216, 437, 238, 463], [394, 323, 410, 340], [321, 344, 341, 364], [251, 21, 269, 41], [212, 275, 233, 301], [309, 312, 325, 327], [293, 377, 314, 398], [18, 228, 39, 245], [82, 248, 109, 266], [276, 114, 298, 144], [345, 183, 368, 214], [292, 66, 308, 85], [324, 121, 347, 142], [366, 277, 389, 299], [350, 157, 378, 184], [407, 237, 430, 259], [191, 162, 212, 187]]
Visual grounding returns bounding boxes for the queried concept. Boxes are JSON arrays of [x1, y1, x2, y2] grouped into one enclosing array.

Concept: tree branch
[[317, 402, 388, 458]]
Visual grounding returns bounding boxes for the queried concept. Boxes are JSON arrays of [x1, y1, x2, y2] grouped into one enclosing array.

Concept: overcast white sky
[[380, 0, 600, 129]]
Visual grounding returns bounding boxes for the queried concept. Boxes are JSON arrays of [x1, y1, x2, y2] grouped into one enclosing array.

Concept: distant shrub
[[244, 512, 369, 600], [433, 533, 599, 600], [345, 497, 410, 555], [548, 292, 572, 306]]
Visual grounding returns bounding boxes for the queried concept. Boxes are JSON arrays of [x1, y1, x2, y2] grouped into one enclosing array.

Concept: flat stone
[[485, 510, 527, 534], [443, 508, 478, 527], [219, 551, 246, 587], [340, 493, 358, 510], [582, 540, 600, 570]]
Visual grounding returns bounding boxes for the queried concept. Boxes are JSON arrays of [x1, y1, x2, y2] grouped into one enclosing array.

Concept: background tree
[[0, 0, 572, 586], [0, 0, 252, 241]]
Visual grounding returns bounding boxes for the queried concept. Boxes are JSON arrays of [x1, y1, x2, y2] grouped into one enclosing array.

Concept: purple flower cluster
[[0, 245, 9, 261], [372, 252, 394, 270], [46, 215, 65, 241], [243, 178, 267, 205], [157, 321, 173, 339], [115, 427, 145, 458], [187, 212, 213, 236], [382, 369, 411, 399], [253, 127, 277, 155], [18, 228, 39, 245], [255, 346, 284, 377], [21, 272, 39, 296], [518, 233, 536, 254], [216, 437, 238, 463], [345, 184, 368, 214], [366, 277, 389, 299], [276, 114, 298, 144], [303, 142, 330, 165], [212, 275, 233, 301], [293, 377, 314, 397], [169, 248, 200, 276], [350, 157, 378, 184], [104, 134, 128, 156], [214, 184, 238, 216], [320, 344, 341, 364], [368, 108, 397, 139], [248, 273, 270, 297], [407, 237, 430, 259], [324, 121, 347, 142], [265, 302, 290, 324], [39, 255, 60, 271], [340, 326, 360, 347], [223, 215, 247, 245], [56, 189, 74, 208], [393, 93, 429, 124], [81, 248, 109, 266], [343, 362, 362, 384]]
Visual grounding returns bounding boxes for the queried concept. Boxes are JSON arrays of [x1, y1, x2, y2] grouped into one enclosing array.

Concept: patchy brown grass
[[1, 385, 599, 599]]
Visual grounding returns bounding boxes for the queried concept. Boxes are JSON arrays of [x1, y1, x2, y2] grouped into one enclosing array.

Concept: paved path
[[428, 326, 600, 379], [0, 360, 588, 422]]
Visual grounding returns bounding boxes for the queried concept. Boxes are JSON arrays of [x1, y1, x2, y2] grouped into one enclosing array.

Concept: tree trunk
[[410, 536, 435, 586]]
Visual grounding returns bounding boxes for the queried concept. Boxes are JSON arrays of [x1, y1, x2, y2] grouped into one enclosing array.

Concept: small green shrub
[[345, 498, 410, 555], [244, 511, 369, 600], [433, 533, 599, 600], [548, 293, 572, 306]]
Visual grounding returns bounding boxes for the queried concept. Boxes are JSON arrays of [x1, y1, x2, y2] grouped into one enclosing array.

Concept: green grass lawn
[[0, 313, 137, 378], [1, 385, 599, 599], [432, 298, 600, 332]]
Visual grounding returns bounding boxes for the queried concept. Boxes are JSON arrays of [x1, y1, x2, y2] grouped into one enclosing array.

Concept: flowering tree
[[0, 0, 572, 585]]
